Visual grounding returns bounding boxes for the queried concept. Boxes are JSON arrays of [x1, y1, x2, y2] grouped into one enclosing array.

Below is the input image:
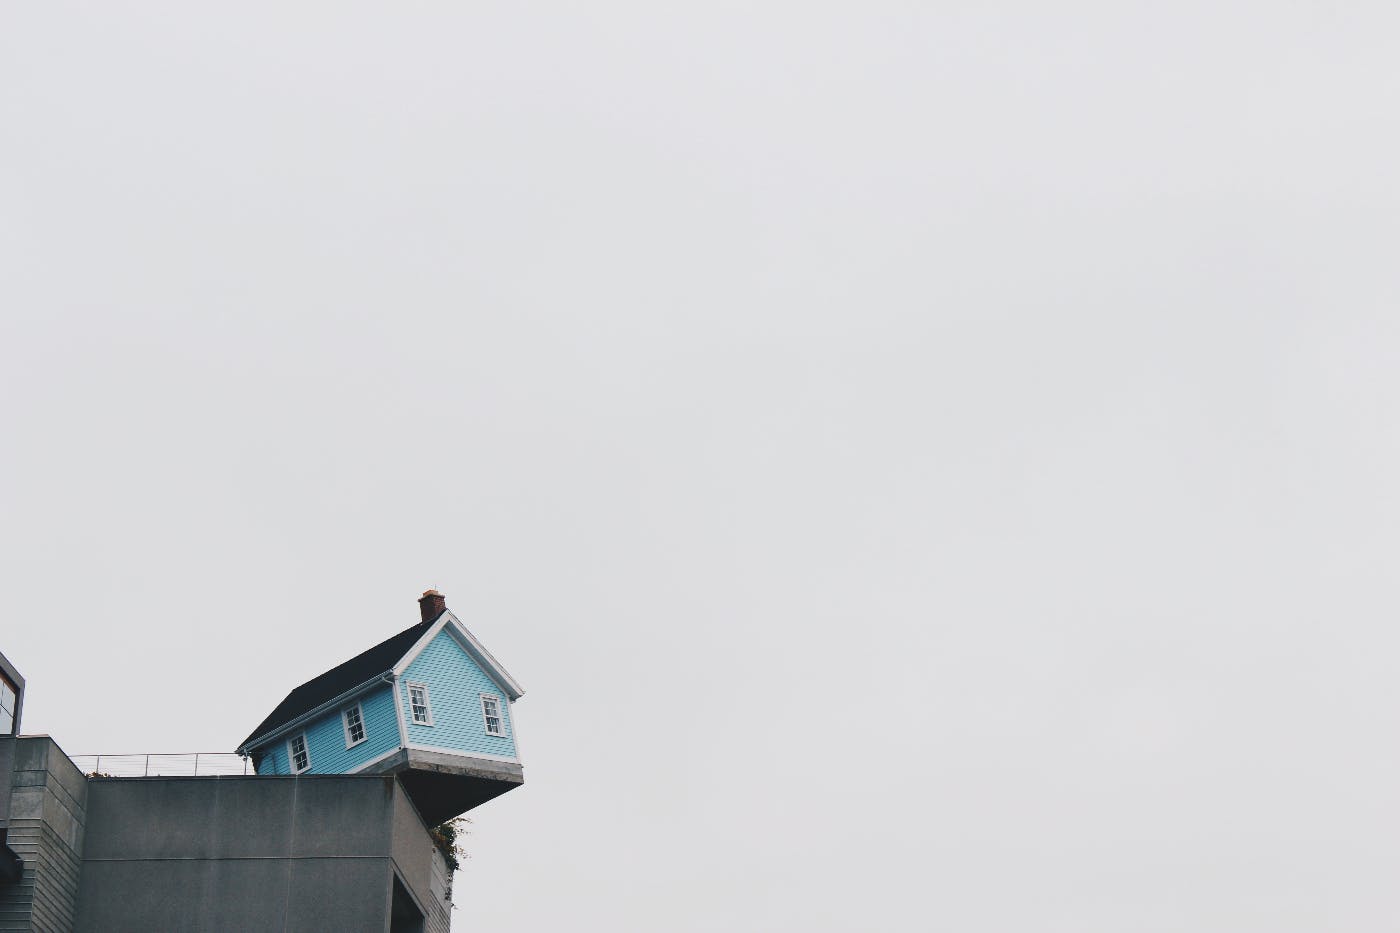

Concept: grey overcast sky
[[3, 3, 1399, 930]]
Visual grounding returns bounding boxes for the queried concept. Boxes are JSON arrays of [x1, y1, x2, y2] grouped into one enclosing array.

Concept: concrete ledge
[[408, 748, 524, 782]]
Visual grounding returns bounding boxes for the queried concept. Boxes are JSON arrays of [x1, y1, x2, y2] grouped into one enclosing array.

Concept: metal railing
[[70, 752, 250, 777]]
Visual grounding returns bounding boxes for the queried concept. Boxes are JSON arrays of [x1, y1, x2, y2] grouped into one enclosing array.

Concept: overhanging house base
[[364, 748, 524, 825]]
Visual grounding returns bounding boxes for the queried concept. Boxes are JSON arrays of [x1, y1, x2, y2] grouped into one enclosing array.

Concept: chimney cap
[[418, 588, 447, 623]]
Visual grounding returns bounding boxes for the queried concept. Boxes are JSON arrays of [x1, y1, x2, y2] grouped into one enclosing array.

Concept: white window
[[343, 703, 366, 747], [480, 694, 505, 737], [288, 733, 310, 773], [407, 683, 433, 725]]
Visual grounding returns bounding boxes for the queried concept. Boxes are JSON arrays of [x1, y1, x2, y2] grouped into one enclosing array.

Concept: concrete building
[[0, 736, 86, 933], [74, 771, 452, 932], [0, 591, 526, 931]]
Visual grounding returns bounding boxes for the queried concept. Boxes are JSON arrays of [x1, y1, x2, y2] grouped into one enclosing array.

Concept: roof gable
[[393, 611, 524, 701], [238, 618, 433, 751]]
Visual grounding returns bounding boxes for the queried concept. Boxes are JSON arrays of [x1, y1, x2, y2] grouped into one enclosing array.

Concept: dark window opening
[[390, 876, 425, 933], [0, 829, 22, 885]]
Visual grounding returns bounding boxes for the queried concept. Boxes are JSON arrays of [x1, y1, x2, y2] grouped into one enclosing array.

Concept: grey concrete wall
[[387, 783, 452, 933], [0, 738, 13, 826], [74, 775, 444, 933], [426, 848, 452, 933], [0, 737, 88, 933], [390, 783, 435, 912]]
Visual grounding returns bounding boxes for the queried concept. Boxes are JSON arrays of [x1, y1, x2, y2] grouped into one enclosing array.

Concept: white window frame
[[287, 732, 311, 774], [342, 702, 367, 748], [407, 682, 433, 726], [480, 693, 506, 737]]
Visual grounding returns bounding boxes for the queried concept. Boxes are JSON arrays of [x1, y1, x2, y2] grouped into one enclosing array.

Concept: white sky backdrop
[[4, 3, 1400, 930]]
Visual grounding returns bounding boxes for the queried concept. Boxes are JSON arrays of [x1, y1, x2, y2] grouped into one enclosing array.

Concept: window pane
[[290, 735, 309, 771], [409, 686, 430, 723], [0, 709, 11, 734]]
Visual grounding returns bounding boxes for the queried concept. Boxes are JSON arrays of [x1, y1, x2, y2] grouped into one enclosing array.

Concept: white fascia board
[[404, 743, 521, 765], [391, 613, 451, 677], [445, 613, 526, 700], [237, 674, 388, 755], [389, 672, 408, 746], [347, 744, 522, 772], [392, 610, 526, 701]]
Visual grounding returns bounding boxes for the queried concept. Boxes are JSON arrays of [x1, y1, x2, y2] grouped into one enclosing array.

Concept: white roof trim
[[394, 612, 451, 678], [392, 610, 525, 700]]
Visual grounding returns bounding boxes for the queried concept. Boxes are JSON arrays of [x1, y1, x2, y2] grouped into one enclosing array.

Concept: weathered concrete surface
[[0, 736, 88, 933], [0, 746, 456, 931], [389, 785, 452, 933], [74, 775, 443, 933], [0, 738, 13, 827]]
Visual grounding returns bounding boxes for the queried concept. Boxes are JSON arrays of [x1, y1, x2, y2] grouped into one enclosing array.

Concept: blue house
[[237, 590, 525, 824]]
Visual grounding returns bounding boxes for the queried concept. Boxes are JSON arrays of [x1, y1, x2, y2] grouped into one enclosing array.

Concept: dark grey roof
[[239, 619, 433, 751]]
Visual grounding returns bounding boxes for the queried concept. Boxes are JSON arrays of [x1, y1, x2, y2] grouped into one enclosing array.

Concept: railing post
[[195, 753, 200, 776], [144, 755, 149, 777], [94, 756, 100, 776]]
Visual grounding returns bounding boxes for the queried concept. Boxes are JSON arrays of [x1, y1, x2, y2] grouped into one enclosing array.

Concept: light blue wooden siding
[[301, 685, 402, 774], [256, 742, 287, 775], [401, 631, 518, 760], [252, 685, 401, 775]]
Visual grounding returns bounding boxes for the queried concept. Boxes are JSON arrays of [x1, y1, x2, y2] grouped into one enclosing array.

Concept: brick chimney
[[418, 589, 447, 624]]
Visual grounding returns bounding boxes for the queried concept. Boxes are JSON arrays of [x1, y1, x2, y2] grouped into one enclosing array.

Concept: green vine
[[430, 817, 470, 875]]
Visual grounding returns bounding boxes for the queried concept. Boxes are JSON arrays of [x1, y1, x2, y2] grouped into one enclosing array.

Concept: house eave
[[237, 673, 393, 756]]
